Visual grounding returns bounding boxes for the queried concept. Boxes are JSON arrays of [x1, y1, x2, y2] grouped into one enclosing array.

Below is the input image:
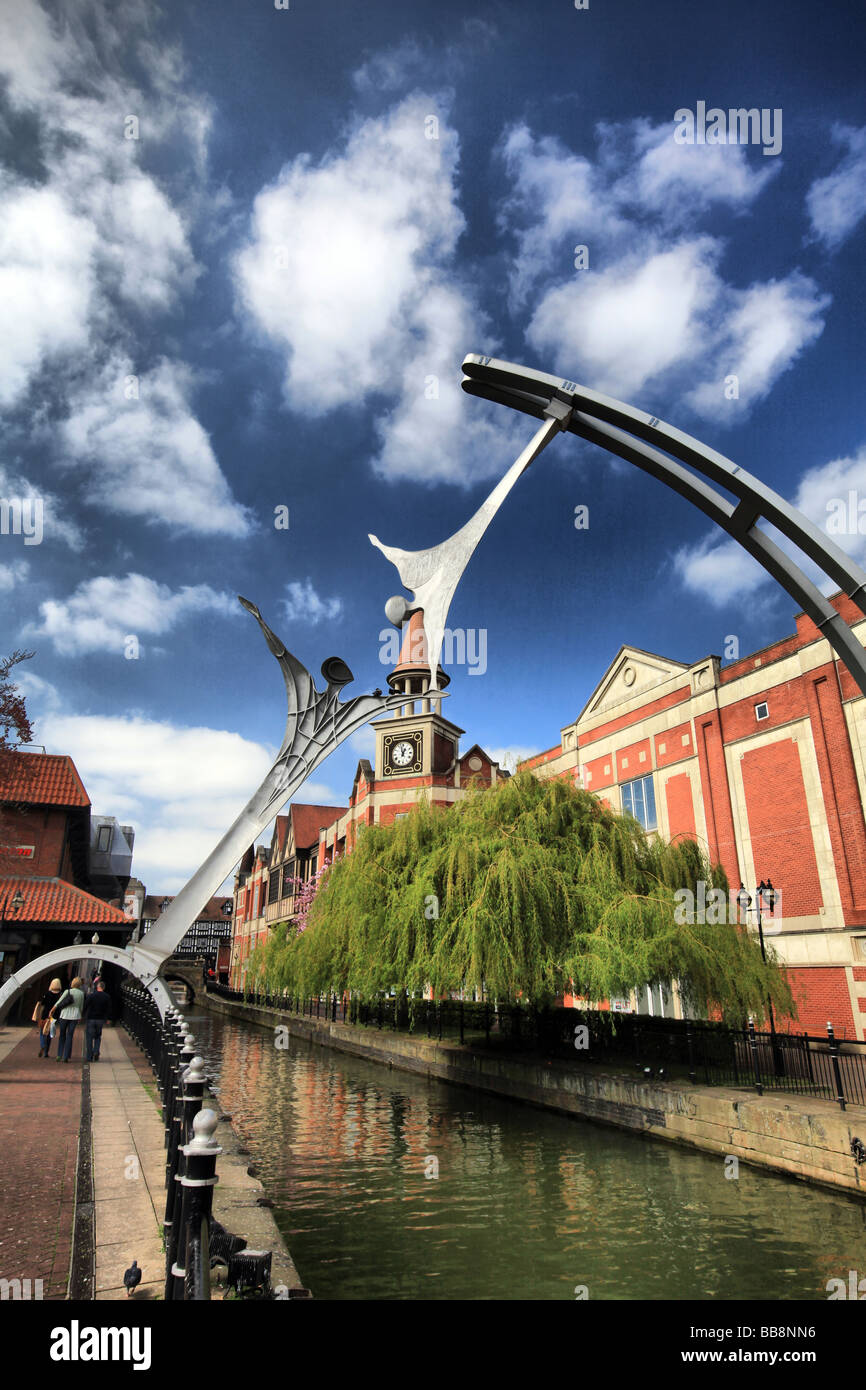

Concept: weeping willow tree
[[246, 771, 794, 1025]]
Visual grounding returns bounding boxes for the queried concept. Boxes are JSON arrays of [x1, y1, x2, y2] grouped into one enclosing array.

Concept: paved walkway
[[91, 1026, 166, 1300], [0, 1024, 81, 1300], [1, 1018, 306, 1300]]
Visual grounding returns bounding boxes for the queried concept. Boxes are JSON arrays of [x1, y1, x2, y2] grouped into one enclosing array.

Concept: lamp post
[[0, 888, 24, 921], [737, 879, 783, 1075], [0, 890, 24, 990]]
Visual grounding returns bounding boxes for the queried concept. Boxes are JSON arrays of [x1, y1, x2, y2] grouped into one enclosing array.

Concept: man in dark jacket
[[83, 981, 112, 1061]]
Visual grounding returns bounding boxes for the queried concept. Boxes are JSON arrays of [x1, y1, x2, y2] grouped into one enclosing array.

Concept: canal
[[184, 1008, 866, 1301]]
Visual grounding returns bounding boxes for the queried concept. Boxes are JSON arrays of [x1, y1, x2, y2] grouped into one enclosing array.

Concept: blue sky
[[2, 0, 865, 891]]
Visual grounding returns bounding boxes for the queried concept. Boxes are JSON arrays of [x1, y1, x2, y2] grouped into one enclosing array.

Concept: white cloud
[[501, 119, 825, 421], [683, 273, 828, 421], [499, 124, 626, 308], [235, 92, 521, 485], [22, 676, 346, 892], [674, 444, 866, 606], [0, 460, 84, 550], [61, 360, 254, 536], [0, 180, 98, 407], [0, 3, 203, 405], [0, 2, 243, 535], [627, 118, 779, 216], [673, 535, 767, 606], [349, 727, 377, 756], [81, 168, 198, 310], [793, 445, 866, 569], [25, 676, 277, 893], [0, 559, 28, 591], [31, 572, 237, 656], [486, 745, 541, 772], [528, 238, 722, 400], [501, 119, 777, 311], [352, 40, 427, 94], [282, 580, 344, 626], [807, 125, 866, 251]]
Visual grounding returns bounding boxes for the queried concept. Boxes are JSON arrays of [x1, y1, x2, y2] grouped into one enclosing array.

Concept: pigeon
[[123, 1260, 142, 1296]]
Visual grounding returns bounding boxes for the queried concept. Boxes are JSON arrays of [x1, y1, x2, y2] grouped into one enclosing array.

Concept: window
[[96, 825, 112, 852], [621, 774, 657, 831], [755, 702, 769, 721]]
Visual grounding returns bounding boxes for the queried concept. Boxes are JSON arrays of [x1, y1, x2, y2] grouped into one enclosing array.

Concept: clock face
[[392, 740, 415, 767], [384, 730, 422, 775]]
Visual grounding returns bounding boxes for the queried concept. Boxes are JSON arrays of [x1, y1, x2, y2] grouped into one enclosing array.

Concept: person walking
[[50, 977, 85, 1063], [34, 977, 63, 1057], [83, 980, 112, 1061]]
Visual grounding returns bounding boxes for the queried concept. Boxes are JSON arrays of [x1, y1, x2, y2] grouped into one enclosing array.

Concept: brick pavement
[[0, 1024, 82, 1300], [1, 1015, 306, 1302]]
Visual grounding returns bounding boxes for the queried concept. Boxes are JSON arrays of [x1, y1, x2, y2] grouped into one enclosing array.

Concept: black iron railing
[[206, 981, 866, 1110], [120, 981, 275, 1300]]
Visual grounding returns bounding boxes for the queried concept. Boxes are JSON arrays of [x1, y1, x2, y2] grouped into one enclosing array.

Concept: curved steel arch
[[462, 354, 866, 699], [0, 942, 176, 1020]]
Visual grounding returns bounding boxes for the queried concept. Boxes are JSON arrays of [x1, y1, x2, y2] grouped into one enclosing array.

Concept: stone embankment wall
[[203, 993, 866, 1199]]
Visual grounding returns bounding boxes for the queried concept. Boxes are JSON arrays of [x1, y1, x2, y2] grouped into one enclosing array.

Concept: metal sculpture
[[0, 600, 409, 1019], [369, 399, 572, 693], [460, 354, 866, 699], [5, 350, 863, 1021]]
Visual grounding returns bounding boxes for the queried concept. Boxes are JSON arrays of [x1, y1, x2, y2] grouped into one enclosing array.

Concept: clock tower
[[375, 608, 464, 791]]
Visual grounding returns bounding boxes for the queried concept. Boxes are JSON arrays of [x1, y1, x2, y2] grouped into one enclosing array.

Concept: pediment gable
[[578, 646, 688, 723]]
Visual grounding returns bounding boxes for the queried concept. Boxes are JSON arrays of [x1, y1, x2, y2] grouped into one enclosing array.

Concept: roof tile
[[0, 752, 90, 808], [0, 876, 128, 925]]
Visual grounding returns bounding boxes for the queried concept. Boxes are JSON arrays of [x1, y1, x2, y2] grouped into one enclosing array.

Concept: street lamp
[[0, 888, 24, 921], [737, 878, 782, 1074]]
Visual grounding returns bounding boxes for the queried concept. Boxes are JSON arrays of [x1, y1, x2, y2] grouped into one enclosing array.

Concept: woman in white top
[[51, 976, 85, 1063]]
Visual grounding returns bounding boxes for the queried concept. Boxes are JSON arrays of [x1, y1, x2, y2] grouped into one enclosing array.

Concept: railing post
[[747, 1017, 763, 1096], [485, 1000, 490, 1045], [827, 1021, 847, 1111], [171, 1108, 222, 1300], [804, 1031, 816, 1085], [685, 1019, 697, 1084], [164, 1055, 206, 1294]]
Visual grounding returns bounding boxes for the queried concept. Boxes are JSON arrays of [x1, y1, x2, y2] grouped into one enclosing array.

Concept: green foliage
[[245, 772, 795, 1024]]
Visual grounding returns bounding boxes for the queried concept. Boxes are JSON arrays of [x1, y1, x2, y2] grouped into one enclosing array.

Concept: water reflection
[[184, 1010, 866, 1301]]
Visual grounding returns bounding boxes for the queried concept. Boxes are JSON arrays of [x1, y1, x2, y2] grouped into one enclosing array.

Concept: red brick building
[[524, 592, 866, 1038], [0, 751, 129, 1008]]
